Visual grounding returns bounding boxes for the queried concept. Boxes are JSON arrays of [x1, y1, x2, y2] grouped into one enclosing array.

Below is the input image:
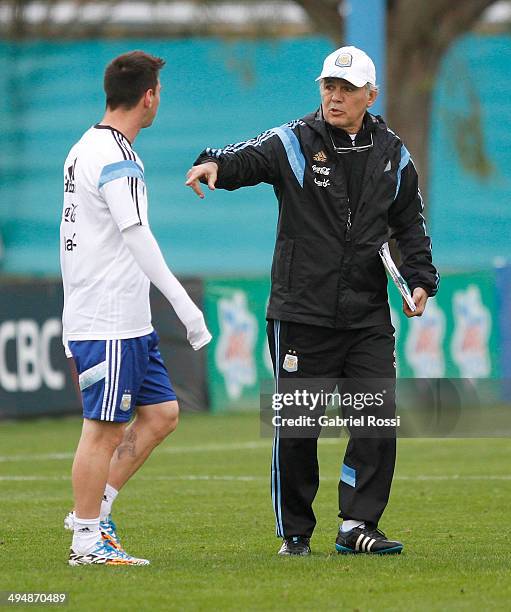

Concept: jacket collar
[[329, 114, 376, 147], [302, 109, 401, 203], [302, 109, 383, 150]]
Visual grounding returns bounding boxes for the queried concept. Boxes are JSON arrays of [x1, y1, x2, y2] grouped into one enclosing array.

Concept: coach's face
[[320, 77, 376, 133], [142, 80, 161, 128]]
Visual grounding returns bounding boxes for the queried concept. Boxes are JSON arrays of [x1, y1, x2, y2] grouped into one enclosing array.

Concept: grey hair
[[365, 83, 379, 94]]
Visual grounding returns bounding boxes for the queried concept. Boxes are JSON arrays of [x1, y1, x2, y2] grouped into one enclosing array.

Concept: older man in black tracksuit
[[186, 46, 439, 556]]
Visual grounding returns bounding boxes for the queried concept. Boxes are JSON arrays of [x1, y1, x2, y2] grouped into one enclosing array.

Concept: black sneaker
[[335, 524, 403, 555], [278, 536, 311, 556]]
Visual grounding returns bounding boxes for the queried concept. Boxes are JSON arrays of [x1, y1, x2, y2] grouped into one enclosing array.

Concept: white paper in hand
[[378, 242, 416, 312]]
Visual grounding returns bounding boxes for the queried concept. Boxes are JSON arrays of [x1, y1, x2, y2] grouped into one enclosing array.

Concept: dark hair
[[104, 51, 165, 110]]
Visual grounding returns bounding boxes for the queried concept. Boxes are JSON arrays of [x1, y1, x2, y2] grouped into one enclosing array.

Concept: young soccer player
[[61, 51, 211, 566]]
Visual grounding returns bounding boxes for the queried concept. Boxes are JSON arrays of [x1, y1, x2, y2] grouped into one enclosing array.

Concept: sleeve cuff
[[409, 284, 435, 297], [118, 217, 143, 232], [194, 156, 220, 168]]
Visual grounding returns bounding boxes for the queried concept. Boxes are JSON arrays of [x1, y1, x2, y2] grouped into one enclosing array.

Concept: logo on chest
[[312, 164, 330, 176], [313, 150, 327, 162], [314, 176, 330, 188], [311, 164, 331, 188]]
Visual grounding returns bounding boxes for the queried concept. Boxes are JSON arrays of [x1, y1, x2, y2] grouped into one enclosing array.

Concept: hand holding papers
[[378, 242, 416, 312]]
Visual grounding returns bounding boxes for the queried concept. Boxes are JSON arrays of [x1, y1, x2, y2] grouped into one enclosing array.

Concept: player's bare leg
[[72, 418, 126, 519], [107, 400, 179, 491], [69, 418, 150, 565], [66, 401, 178, 558]]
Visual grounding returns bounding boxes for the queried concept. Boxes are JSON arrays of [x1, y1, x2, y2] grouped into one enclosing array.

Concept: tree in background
[[294, 0, 496, 194]]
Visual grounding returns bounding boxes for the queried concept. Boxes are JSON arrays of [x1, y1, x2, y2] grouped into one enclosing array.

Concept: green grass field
[[1, 412, 510, 611]]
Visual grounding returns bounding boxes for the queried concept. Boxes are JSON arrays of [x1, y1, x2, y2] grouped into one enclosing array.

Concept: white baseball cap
[[315, 46, 376, 87]]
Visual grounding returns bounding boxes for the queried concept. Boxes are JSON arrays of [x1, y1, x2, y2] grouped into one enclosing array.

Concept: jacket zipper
[[345, 206, 352, 242], [336, 201, 352, 328]]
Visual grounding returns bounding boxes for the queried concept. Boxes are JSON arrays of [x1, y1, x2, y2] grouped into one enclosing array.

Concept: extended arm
[[186, 127, 282, 197], [122, 225, 211, 350]]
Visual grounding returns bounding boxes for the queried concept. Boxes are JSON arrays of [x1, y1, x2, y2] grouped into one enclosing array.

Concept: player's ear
[[144, 89, 154, 108], [367, 87, 378, 108]]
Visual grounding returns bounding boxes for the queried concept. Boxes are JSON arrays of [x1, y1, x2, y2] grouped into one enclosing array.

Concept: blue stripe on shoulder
[[273, 125, 305, 188], [98, 160, 144, 189], [395, 145, 411, 199]]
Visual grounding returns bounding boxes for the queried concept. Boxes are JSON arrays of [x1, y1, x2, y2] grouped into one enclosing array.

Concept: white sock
[[100, 483, 118, 521], [72, 516, 101, 554], [341, 520, 365, 533]]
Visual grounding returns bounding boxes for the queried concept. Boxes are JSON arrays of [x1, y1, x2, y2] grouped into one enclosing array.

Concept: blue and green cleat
[[68, 538, 150, 566]]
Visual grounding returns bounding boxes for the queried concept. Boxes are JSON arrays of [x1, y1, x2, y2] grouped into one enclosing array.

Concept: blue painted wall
[[2, 34, 509, 277], [0, 38, 333, 276]]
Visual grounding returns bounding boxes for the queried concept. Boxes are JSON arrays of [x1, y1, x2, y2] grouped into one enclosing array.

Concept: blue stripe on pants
[[272, 320, 284, 537]]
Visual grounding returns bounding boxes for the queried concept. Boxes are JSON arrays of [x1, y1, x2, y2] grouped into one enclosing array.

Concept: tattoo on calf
[[117, 429, 137, 459]]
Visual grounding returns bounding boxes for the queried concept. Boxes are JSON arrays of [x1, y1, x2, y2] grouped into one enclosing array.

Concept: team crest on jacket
[[283, 352, 298, 373], [313, 150, 327, 162]]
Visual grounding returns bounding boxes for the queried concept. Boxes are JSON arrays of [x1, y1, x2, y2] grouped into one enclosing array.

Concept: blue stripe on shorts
[[69, 331, 176, 422]]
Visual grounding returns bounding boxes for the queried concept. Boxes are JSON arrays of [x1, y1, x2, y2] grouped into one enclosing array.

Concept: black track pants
[[267, 320, 397, 538]]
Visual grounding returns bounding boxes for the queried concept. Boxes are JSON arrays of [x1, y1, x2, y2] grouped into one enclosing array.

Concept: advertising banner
[[0, 278, 207, 419], [204, 278, 272, 412], [388, 270, 500, 378], [205, 270, 503, 412], [0, 279, 77, 418]]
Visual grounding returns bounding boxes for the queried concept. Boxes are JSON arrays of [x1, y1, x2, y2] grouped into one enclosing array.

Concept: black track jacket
[[195, 110, 439, 329]]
